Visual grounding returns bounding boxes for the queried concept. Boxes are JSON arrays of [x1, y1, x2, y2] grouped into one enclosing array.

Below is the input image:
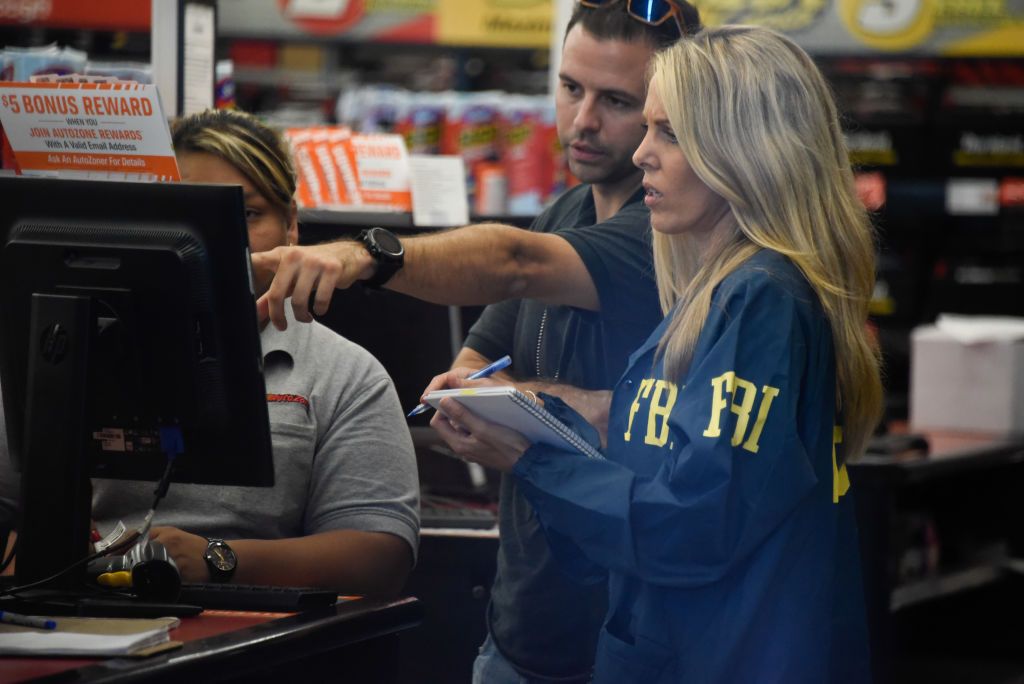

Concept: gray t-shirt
[[0, 307, 420, 560]]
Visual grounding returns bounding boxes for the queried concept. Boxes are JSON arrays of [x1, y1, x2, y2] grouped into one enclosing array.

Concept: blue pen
[[407, 354, 512, 417], [0, 610, 57, 630]]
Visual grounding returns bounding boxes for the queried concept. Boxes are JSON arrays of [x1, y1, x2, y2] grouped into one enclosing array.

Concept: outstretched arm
[[150, 527, 412, 596], [253, 223, 597, 330]]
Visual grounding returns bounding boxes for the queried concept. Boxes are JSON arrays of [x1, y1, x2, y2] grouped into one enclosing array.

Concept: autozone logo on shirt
[[267, 393, 310, 409]]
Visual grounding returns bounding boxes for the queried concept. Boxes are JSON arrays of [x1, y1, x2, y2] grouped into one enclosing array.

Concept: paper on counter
[[0, 616, 178, 656]]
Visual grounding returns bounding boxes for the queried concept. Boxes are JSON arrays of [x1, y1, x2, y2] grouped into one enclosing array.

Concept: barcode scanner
[[89, 540, 181, 602]]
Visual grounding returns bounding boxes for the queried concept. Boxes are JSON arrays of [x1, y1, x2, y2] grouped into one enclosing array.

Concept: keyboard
[[177, 583, 339, 612], [420, 505, 497, 530]]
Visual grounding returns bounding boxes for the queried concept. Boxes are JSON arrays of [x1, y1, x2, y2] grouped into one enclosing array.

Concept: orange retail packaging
[[287, 126, 411, 212]]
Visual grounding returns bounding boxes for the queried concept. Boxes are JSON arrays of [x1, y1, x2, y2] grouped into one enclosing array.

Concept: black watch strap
[[358, 227, 404, 289]]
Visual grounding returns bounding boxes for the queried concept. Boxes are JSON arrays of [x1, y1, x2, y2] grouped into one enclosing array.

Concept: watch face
[[207, 543, 236, 571], [372, 228, 403, 256]]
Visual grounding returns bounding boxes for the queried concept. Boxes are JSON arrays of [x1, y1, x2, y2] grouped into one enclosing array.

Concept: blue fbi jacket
[[514, 250, 871, 683]]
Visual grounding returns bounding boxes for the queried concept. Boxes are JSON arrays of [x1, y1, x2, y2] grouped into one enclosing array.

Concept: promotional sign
[[221, 0, 552, 48], [0, 0, 150, 31], [219, 0, 1024, 56], [345, 133, 413, 209], [953, 131, 1024, 168], [435, 0, 551, 49], [1000, 177, 1024, 207], [695, 0, 1024, 56], [0, 82, 179, 180], [286, 126, 412, 212], [219, 0, 436, 43], [409, 154, 469, 227], [275, 0, 367, 36]]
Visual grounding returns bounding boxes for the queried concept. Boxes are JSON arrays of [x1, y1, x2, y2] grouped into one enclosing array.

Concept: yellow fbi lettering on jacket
[[622, 372, 780, 451], [703, 371, 780, 453], [618, 370, 778, 450], [623, 378, 678, 447], [623, 372, 850, 503]]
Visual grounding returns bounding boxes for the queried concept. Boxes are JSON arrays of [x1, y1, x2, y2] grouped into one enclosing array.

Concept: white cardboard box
[[910, 324, 1024, 435]]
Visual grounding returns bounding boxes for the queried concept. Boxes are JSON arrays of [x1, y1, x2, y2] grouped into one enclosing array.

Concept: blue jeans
[[472, 635, 591, 684]]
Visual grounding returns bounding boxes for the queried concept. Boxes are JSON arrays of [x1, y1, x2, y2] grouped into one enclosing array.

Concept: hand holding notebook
[[408, 355, 512, 417], [423, 386, 603, 460]]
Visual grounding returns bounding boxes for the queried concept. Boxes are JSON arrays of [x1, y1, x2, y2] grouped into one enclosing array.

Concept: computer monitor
[[0, 176, 274, 587]]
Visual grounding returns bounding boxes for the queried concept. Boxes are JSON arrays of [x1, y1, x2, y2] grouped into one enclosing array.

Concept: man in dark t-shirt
[[464, 182, 658, 681], [252, 3, 702, 681]]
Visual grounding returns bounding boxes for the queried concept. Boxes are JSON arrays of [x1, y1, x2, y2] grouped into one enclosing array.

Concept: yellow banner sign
[[697, 0, 1024, 55], [436, 0, 551, 48]]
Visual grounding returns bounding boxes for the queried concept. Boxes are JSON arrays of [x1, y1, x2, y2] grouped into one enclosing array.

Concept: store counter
[[850, 430, 1024, 683], [0, 596, 422, 683]]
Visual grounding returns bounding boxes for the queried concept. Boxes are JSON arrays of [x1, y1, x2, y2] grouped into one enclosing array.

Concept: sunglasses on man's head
[[579, 0, 693, 35]]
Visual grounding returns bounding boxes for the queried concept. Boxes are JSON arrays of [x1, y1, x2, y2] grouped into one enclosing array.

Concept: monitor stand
[[15, 293, 94, 589]]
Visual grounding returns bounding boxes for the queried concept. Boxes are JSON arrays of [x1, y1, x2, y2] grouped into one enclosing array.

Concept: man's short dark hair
[[565, 1, 703, 50]]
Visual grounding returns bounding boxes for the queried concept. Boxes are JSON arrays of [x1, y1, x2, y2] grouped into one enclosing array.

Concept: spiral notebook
[[423, 387, 603, 460]]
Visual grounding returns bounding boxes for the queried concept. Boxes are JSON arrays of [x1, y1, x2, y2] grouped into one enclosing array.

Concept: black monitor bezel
[[0, 176, 274, 488]]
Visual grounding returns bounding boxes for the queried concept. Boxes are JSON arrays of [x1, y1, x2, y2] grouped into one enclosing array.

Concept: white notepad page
[[424, 386, 603, 460]]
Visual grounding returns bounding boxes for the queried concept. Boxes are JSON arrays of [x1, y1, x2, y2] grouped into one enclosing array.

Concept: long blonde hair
[[651, 25, 882, 461]]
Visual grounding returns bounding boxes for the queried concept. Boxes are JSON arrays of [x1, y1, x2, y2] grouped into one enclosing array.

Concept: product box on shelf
[[910, 315, 1024, 436], [336, 85, 575, 215]]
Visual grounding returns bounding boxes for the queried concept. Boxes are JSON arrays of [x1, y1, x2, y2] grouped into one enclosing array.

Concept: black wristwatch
[[203, 539, 237, 583], [357, 226, 404, 288]]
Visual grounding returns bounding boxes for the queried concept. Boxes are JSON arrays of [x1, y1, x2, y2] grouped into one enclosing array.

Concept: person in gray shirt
[[0, 109, 418, 595]]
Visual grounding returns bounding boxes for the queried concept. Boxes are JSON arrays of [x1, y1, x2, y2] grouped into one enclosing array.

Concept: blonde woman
[[427, 25, 882, 683]]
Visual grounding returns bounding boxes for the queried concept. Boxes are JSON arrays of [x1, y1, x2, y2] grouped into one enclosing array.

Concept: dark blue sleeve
[[537, 394, 602, 453], [557, 204, 658, 325], [513, 275, 820, 587], [514, 394, 608, 584]]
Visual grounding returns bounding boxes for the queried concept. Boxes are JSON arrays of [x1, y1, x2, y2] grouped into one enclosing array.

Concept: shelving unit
[[232, 66, 343, 94], [224, 38, 548, 117], [813, 56, 1024, 425], [299, 208, 415, 233], [891, 563, 1007, 612], [851, 433, 1024, 681], [297, 209, 534, 242]]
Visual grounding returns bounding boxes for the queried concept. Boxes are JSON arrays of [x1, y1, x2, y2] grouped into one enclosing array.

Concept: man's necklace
[[535, 307, 560, 380]]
